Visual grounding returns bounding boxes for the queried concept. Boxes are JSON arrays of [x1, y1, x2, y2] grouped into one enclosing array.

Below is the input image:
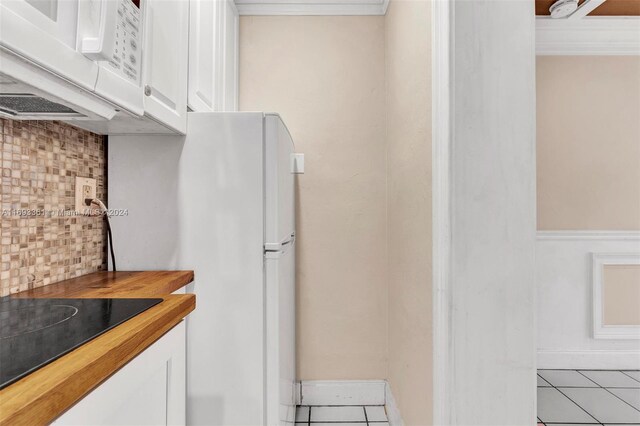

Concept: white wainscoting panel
[[537, 231, 640, 369]]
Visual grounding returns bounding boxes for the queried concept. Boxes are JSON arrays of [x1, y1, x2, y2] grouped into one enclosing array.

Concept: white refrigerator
[[108, 112, 298, 425]]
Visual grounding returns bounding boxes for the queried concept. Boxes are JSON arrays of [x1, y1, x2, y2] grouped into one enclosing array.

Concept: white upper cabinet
[[188, 0, 216, 112], [220, 0, 239, 111], [142, 0, 189, 134], [2, 0, 237, 134], [188, 0, 238, 112]]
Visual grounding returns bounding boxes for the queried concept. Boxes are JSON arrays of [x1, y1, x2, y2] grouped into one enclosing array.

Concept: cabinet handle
[[144, 85, 152, 96]]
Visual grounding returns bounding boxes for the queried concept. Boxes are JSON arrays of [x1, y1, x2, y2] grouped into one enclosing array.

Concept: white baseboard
[[538, 350, 640, 370], [300, 380, 386, 406], [384, 382, 404, 426], [298, 380, 403, 425], [295, 381, 302, 405]]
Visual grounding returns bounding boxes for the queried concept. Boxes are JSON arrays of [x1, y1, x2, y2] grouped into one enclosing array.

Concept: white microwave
[[0, 0, 143, 120]]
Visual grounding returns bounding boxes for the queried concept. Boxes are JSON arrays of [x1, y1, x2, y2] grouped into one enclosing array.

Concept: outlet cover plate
[[75, 176, 97, 214], [291, 153, 305, 174]]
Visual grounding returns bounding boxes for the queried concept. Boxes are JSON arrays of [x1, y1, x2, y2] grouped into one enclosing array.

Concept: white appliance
[[0, 0, 143, 120], [108, 112, 298, 425]]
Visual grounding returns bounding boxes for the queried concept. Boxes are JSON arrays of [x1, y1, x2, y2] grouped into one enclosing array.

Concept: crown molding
[[234, 0, 389, 15], [536, 17, 640, 55]]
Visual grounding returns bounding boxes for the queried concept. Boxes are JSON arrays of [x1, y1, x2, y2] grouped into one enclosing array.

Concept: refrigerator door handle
[[264, 232, 295, 252]]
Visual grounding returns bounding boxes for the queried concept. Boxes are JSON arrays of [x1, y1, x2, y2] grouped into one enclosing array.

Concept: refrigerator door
[[264, 113, 296, 426], [109, 112, 268, 426], [265, 242, 296, 426], [265, 114, 295, 247]]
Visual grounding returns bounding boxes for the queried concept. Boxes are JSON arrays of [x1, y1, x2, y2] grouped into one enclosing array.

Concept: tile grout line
[[538, 373, 552, 387], [539, 370, 600, 424], [620, 370, 640, 384], [302, 405, 373, 424], [575, 370, 640, 415], [543, 369, 602, 425], [296, 405, 391, 425], [302, 405, 386, 407], [539, 386, 640, 389]]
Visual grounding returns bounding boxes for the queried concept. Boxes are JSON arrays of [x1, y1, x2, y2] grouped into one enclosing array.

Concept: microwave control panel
[[105, 0, 142, 85]]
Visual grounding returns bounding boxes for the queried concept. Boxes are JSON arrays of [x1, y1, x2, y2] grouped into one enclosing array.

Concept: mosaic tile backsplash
[[0, 119, 107, 297]]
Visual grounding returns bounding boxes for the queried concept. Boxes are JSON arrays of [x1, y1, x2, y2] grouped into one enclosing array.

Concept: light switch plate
[[75, 176, 97, 214], [291, 153, 305, 174]]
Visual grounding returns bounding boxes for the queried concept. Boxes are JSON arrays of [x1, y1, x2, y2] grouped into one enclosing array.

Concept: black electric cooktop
[[0, 297, 162, 390]]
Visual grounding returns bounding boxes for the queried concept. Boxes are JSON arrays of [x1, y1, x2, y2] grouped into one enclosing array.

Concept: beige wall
[[385, 0, 432, 424], [537, 56, 640, 231], [239, 9, 433, 421], [603, 265, 640, 326], [240, 16, 389, 379]]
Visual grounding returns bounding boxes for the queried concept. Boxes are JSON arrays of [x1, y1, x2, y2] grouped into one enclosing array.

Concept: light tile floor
[[296, 405, 389, 425], [537, 369, 640, 425]]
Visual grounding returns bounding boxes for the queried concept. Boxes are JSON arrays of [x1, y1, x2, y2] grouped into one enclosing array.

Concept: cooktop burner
[[0, 297, 162, 390]]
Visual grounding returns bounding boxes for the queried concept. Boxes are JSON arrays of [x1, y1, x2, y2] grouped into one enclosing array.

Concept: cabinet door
[[187, 0, 216, 112], [54, 321, 186, 426], [220, 0, 239, 111], [142, 0, 189, 134], [188, 0, 238, 112]]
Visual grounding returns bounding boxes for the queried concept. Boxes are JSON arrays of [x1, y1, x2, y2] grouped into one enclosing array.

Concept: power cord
[[85, 198, 117, 272]]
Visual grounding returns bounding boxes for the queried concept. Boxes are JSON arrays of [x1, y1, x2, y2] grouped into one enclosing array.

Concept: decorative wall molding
[[536, 17, 640, 55], [537, 230, 640, 241], [234, 0, 389, 16], [592, 252, 640, 340], [299, 380, 386, 406], [431, 0, 452, 422]]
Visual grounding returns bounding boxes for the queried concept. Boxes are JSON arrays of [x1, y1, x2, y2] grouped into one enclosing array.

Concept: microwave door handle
[[81, 0, 119, 62]]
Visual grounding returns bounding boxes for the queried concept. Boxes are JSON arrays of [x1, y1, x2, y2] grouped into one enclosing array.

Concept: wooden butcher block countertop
[[0, 271, 195, 426]]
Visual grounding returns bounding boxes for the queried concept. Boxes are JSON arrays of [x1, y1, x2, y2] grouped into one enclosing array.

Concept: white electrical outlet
[[75, 176, 97, 214]]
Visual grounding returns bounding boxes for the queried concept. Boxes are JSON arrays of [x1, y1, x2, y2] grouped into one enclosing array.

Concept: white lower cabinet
[[54, 321, 186, 426]]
